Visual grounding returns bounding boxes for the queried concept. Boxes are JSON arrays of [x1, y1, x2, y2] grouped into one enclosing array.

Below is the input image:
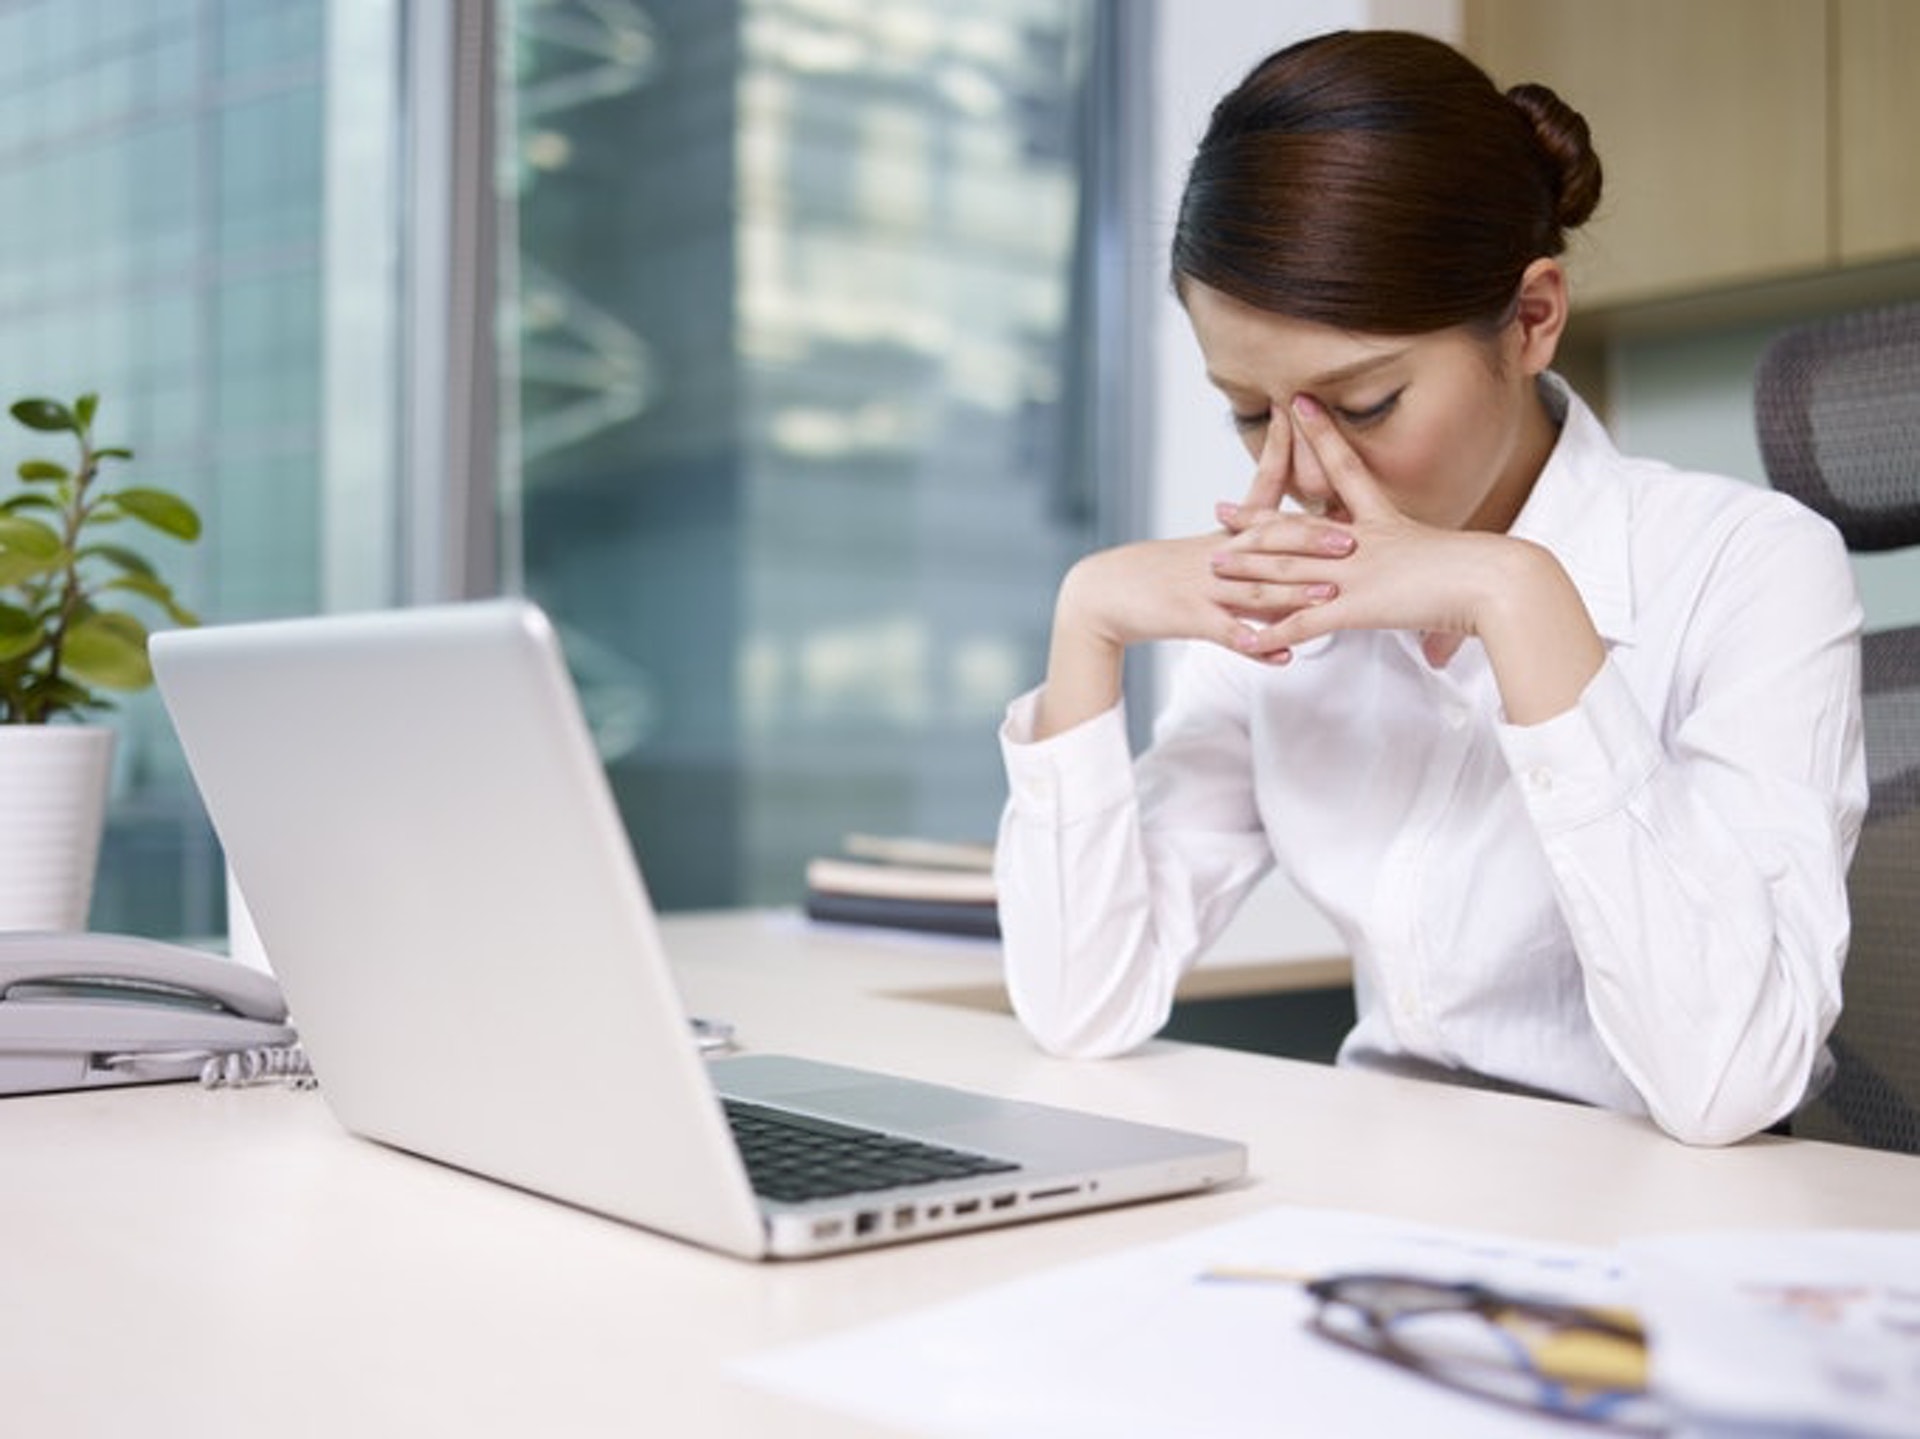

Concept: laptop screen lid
[[152, 599, 768, 1257], [154, 600, 1247, 1259]]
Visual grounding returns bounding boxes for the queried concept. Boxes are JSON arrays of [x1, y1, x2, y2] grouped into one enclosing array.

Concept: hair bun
[[1507, 82, 1602, 230]]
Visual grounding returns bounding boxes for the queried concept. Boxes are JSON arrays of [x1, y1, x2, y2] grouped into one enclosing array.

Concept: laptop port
[[990, 1192, 1017, 1210], [953, 1198, 981, 1216], [893, 1205, 916, 1230], [854, 1210, 880, 1236], [1028, 1184, 1080, 1202], [810, 1217, 846, 1241]]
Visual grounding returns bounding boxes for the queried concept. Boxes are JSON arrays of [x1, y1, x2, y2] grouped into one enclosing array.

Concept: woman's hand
[[1212, 396, 1491, 665], [1211, 395, 1605, 724], [1033, 518, 1353, 739]]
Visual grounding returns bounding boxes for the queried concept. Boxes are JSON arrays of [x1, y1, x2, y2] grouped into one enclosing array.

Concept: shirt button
[[1442, 703, 1468, 730], [1526, 766, 1555, 795]]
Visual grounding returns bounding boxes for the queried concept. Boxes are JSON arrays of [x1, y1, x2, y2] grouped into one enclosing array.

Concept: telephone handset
[[0, 930, 304, 1096]]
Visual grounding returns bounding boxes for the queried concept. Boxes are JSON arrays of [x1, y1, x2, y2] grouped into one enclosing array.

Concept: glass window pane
[[504, 0, 1121, 908], [0, 0, 396, 940]]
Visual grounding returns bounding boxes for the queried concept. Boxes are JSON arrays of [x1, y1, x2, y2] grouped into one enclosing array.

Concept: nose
[[1289, 410, 1334, 516]]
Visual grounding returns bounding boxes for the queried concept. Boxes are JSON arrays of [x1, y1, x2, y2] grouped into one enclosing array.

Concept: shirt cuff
[[1495, 659, 1661, 832], [999, 686, 1137, 824]]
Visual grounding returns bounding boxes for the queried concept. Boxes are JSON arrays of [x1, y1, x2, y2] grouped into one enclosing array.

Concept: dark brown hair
[[1172, 30, 1601, 333]]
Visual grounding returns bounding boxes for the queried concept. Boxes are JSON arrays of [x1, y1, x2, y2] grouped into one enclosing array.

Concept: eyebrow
[[1207, 345, 1414, 395]]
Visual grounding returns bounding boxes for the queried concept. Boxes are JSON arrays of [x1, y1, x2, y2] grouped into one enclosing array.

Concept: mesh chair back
[[1756, 301, 1920, 550], [1756, 300, 1920, 1153]]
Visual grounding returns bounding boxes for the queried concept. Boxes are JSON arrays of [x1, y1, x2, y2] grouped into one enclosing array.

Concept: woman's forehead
[[1191, 295, 1413, 386]]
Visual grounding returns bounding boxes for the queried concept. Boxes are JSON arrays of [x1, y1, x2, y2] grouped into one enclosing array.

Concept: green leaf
[[1, 493, 58, 515], [61, 611, 153, 690], [0, 513, 65, 560], [101, 573, 200, 626], [14, 673, 109, 721], [0, 553, 57, 587], [0, 603, 45, 663], [17, 459, 68, 481], [94, 446, 134, 461], [0, 522, 65, 585], [76, 542, 158, 577], [106, 487, 202, 541], [74, 393, 97, 430], [9, 398, 75, 433]]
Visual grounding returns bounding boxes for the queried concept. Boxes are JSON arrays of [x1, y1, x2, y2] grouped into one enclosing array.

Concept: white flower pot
[[0, 725, 115, 931]]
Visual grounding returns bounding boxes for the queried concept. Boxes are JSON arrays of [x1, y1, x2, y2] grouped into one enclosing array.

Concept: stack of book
[[803, 834, 999, 939]]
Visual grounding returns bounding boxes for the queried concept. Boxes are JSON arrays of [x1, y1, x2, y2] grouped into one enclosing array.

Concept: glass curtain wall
[[503, 0, 1143, 908], [0, 0, 401, 938]]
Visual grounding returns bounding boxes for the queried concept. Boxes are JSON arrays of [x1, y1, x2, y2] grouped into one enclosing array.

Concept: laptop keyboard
[[723, 1098, 1020, 1204]]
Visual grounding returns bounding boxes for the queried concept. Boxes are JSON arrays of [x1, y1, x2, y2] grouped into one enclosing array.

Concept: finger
[[1215, 498, 1260, 534], [1289, 395, 1392, 521], [1214, 577, 1340, 620], [1226, 617, 1294, 666], [1240, 591, 1346, 658], [1238, 415, 1291, 516], [1421, 631, 1467, 669], [1211, 522, 1355, 567]]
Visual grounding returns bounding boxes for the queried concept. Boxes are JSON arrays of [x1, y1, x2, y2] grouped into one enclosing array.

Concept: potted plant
[[0, 393, 201, 930]]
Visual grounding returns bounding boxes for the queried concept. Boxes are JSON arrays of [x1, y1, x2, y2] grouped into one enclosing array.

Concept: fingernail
[[1291, 394, 1323, 420], [1215, 501, 1240, 524], [1320, 531, 1355, 555], [1306, 583, 1337, 601]]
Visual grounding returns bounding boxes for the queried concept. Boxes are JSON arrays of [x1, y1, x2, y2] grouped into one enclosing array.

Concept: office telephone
[[0, 930, 304, 1096]]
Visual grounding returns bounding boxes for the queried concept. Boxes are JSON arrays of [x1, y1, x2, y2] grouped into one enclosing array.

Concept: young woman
[[993, 30, 1866, 1146]]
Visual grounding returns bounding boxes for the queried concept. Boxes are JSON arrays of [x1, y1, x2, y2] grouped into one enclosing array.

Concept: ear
[[1510, 258, 1569, 378]]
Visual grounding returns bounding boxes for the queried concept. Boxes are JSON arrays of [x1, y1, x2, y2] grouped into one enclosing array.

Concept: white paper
[[736, 1204, 1637, 1439], [1625, 1230, 1920, 1438]]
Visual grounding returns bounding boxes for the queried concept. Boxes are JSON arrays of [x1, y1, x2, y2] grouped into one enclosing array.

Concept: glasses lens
[[1310, 1274, 1666, 1432]]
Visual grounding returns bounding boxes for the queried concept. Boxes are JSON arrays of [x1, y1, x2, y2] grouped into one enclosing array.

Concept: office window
[[0, 0, 1144, 934], [0, 0, 398, 938], [504, 0, 1144, 907]]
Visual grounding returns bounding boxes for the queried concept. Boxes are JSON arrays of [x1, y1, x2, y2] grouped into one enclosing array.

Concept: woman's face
[[1182, 275, 1562, 534]]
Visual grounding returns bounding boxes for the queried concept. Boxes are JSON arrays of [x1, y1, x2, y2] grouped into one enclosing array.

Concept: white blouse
[[995, 383, 1867, 1146]]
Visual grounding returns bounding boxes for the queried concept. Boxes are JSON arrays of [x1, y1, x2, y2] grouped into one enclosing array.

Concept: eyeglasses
[[1305, 1272, 1668, 1431]]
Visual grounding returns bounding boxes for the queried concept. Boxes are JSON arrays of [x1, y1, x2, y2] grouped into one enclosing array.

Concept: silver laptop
[[150, 599, 1246, 1259]]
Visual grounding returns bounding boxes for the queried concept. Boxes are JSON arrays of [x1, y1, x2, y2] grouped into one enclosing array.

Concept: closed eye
[[1229, 408, 1270, 435], [1332, 388, 1403, 429]]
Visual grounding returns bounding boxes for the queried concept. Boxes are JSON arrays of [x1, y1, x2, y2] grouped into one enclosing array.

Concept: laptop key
[[724, 1098, 1022, 1202]]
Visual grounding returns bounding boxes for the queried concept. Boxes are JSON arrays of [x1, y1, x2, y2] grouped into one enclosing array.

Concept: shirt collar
[[1505, 375, 1636, 647]]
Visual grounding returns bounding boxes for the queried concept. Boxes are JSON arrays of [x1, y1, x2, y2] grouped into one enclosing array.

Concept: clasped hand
[[1075, 394, 1493, 670]]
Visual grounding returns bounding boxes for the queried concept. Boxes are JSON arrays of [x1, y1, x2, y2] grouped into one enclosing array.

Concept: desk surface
[[7, 910, 1918, 1437]]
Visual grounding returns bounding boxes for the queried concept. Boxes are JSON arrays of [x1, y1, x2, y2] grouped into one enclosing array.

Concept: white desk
[[6, 910, 1917, 1437]]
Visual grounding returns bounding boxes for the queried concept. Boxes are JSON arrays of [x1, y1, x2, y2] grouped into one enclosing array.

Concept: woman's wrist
[[1477, 538, 1605, 725], [1034, 559, 1128, 739]]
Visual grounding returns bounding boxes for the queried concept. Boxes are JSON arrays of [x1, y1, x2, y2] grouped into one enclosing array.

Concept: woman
[[993, 30, 1866, 1146]]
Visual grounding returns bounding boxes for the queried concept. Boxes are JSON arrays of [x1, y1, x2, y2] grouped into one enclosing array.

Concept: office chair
[[1755, 299, 1920, 1154]]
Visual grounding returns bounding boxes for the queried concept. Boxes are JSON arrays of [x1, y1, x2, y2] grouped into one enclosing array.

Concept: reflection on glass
[[506, 0, 1110, 908], [0, 0, 372, 939]]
